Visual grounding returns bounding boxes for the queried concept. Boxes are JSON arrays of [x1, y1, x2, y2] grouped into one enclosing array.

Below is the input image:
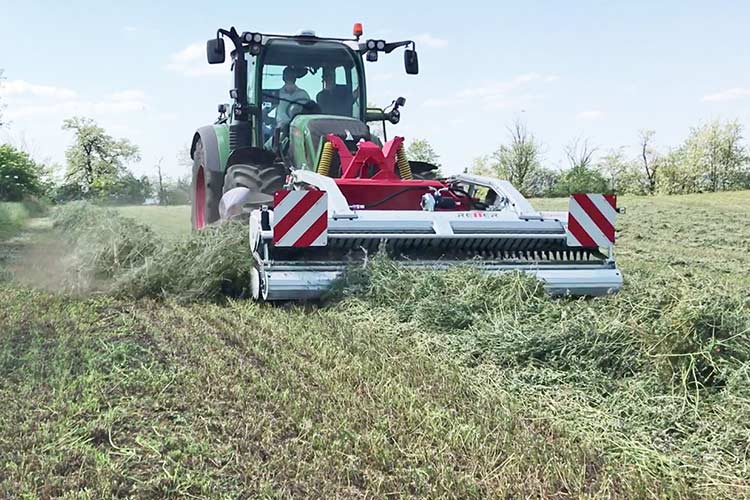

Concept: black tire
[[191, 139, 223, 230], [222, 163, 286, 210]]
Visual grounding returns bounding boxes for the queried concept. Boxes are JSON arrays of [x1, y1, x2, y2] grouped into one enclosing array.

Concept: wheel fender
[[191, 126, 222, 173]]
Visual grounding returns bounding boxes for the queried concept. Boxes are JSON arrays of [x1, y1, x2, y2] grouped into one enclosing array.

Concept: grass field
[[1, 194, 749, 498], [115, 205, 191, 239], [0, 202, 33, 239]]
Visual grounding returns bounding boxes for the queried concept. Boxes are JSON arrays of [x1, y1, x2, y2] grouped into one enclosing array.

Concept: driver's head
[[282, 67, 297, 85]]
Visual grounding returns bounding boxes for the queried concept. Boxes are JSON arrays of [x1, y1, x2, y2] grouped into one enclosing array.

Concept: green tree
[[161, 176, 192, 205], [655, 120, 750, 194], [103, 173, 153, 205], [0, 69, 6, 128], [682, 119, 748, 192], [0, 144, 44, 201], [549, 138, 605, 194], [637, 130, 659, 194], [654, 149, 697, 194], [551, 137, 608, 196], [471, 118, 544, 196], [554, 165, 609, 195], [598, 148, 645, 194], [564, 137, 597, 170], [406, 138, 441, 167], [62, 117, 140, 191]]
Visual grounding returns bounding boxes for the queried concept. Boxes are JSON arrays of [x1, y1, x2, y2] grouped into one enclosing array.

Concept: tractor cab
[[254, 37, 370, 167], [257, 38, 365, 130], [205, 26, 417, 168]]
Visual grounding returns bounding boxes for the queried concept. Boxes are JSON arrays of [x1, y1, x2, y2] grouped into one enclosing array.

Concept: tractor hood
[[289, 115, 372, 172]]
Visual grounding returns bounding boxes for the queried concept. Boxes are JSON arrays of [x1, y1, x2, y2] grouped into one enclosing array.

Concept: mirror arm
[[383, 40, 414, 54]]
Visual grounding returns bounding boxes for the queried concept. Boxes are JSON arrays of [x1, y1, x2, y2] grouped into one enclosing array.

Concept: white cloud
[[166, 41, 230, 77], [576, 110, 605, 120], [702, 87, 750, 102], [8, 99, 146, 118], [413, 33, 449, 49], [0, 80, 77, 100], [431, 73, 556, 111], [422, 98, 456, 109], [109, 89, 147, 101], [4, 83, 148, 119], [458, 73, 558, 99], [369, 72, 394, 82]]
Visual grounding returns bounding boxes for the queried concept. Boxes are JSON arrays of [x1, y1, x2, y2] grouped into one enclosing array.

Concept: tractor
[[190, 24, 426, 229], [190, 24, 623, 301]]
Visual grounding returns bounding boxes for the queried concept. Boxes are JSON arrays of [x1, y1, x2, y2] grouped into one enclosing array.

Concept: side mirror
[[395, 97, 406, 107], [404, 49, 419, 75], [207, 38, 225, 64]]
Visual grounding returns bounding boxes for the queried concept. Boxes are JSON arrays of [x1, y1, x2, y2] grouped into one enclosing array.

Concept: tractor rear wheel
[[222, 163, 286, 210], [191, 139, 223, 230]]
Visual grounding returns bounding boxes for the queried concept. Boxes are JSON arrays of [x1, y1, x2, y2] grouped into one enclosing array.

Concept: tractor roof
[[259, 39, 359, 67]]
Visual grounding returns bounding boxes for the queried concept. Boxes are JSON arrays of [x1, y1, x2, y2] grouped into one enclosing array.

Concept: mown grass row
[[51, 202, 253, 301], [0, 200, 747, 497], [340, 260, 750, 493]]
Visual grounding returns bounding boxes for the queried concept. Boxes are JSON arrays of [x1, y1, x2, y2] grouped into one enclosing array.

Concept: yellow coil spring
[[396, 144, 413, 180], [317, 141, 334, 177]]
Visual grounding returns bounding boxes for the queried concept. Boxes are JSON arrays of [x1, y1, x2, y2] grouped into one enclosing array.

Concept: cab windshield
[[256, 39, 363, 129]]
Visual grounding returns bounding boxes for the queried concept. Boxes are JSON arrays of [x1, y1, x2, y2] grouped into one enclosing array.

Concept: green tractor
[[190, 24, 424, 229]]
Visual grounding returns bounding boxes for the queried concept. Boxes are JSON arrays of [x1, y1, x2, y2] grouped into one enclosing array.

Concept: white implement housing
[[244, 171, 623, 301]]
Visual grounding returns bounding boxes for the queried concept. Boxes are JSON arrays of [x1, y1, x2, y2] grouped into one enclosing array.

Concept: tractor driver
[[276, 66, 311, 127], [316, 67, 355, 117]]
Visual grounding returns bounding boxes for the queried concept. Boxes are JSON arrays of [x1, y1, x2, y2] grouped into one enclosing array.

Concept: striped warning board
[[567, 193, 617, 248], [273, 190, 328, 247]]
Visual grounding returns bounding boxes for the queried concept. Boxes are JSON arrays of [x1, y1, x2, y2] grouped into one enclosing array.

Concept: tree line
[[1, 111, 748, 205], [471, 118, 750, 197], [0, 116, 190, 205]]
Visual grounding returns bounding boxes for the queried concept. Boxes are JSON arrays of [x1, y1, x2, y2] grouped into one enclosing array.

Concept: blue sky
[[1, 1, 749, 179]]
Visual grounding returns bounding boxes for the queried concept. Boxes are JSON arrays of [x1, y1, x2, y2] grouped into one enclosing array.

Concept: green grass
[[0, 288, 647, 498], [0, 202, 32, 239], [532, 191, 750, 285], [1, 193, 749, 498], [0, 202, 38, 278], [114, 205, 190, 238]]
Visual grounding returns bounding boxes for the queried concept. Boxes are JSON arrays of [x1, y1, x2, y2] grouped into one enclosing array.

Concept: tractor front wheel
[[191, 139, 223, 230], [222, 163, 286, 210]]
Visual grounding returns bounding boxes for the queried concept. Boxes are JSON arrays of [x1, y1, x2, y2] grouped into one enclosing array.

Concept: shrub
[[0, 144, 45, 201]]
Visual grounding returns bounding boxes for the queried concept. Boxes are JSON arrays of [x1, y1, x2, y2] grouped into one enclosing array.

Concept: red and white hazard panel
[[272, 190, 328, 247], [567, 193, 617, 248]]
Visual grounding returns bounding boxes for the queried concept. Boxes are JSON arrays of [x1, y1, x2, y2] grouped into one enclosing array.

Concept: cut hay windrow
[[333, 258, 750, 490], [115, 220, 253, 302], [52, 202, 253, 301]]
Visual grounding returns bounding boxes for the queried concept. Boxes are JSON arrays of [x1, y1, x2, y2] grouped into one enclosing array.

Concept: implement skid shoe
[[248, 174, 623, 301]]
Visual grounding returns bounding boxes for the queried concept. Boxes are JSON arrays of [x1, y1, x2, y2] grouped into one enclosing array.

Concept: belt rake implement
[[245, 134, 623, 301]]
